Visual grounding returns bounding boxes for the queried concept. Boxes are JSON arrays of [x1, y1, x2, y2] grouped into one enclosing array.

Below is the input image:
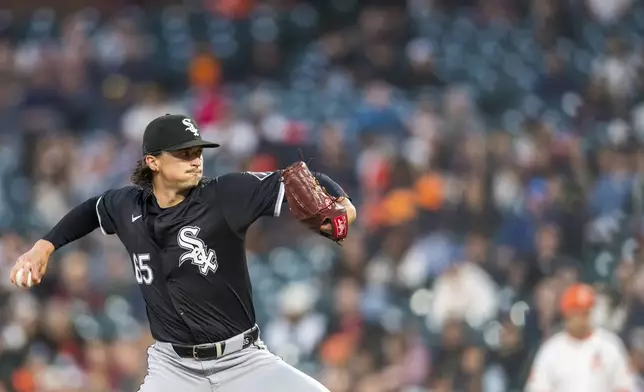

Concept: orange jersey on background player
[[526, 283, 636, 392], [525, 328, 635, 392]]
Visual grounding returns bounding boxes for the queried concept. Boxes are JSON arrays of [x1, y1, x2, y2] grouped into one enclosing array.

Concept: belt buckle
[[192, 345, 200, 360], [192, 343, 220, 360]]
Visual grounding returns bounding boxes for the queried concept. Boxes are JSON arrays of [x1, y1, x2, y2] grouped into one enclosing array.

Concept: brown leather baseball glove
[[281, 161, 349, 243]]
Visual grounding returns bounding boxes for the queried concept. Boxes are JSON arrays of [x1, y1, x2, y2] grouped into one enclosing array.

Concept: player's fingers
[[9, 259, 25, 285], [14, 262, 38, 289], [14, 268, 25, 288], [24, 262, 39, 287], [31, 260, 44, 282]]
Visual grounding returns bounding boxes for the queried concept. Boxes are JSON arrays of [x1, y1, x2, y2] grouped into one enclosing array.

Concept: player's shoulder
[[196, 171, 282, 200], [594, 328, 627, 350], [96, 186, 145, 232], [531, 333, 569, 366], [198, 176, 216, 188], [594, 328, 621, 340], [110, 185, 142, 195], [221, 171, 279, 181], [542, 329, 625, 351], [210, 171, 280, 188], [101, 186, 143, 202], [539, 331, 569, 352]]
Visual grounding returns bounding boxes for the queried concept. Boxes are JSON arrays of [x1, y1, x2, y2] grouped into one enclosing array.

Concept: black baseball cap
[[142, 114, 220, 155]]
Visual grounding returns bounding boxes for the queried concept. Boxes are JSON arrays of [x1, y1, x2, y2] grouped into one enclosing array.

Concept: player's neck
[[567, 328, 593, 341], [152, 185, 187, 208]]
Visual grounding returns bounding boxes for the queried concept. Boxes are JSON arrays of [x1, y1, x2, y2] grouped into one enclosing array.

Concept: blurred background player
[[526, 283, 636, 392]]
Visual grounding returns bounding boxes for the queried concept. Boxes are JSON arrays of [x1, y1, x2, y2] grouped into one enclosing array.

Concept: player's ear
[[145, 155, 160, 172]]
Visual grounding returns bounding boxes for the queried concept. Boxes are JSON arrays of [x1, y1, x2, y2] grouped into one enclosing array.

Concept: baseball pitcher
[[9, 114, 357, 392]]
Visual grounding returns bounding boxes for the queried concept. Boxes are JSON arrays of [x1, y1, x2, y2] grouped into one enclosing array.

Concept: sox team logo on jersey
[[182, 118, 200, 138], [177, 226, 218, 276]]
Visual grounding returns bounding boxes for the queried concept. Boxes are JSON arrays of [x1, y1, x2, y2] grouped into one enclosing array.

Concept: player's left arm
[[215, 170, 354, 237], [215, 171, 284, 236], [311, 171, 357, 228], [608, 334, 636, 392]]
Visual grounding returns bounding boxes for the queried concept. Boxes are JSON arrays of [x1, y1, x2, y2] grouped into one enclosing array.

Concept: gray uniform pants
[[137, 339, 329, 392]]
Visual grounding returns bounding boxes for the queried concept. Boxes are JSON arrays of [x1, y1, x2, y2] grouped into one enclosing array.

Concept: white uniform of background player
[[526, 283, 636, 392]]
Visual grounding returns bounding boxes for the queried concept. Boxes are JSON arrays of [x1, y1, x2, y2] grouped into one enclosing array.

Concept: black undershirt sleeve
[[312, 172, 349, 200], [42, 196, 101, 250]]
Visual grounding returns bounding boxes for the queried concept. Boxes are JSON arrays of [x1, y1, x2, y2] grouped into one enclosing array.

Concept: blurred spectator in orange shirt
[[190, 45, 228, 127], [190, 45, 222, 91]]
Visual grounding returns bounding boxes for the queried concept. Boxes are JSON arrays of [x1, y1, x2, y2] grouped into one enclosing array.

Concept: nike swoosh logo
[[132, 215, 142, 222]]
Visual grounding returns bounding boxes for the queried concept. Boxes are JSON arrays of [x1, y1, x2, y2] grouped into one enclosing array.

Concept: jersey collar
[[142, 186, 199, 214]]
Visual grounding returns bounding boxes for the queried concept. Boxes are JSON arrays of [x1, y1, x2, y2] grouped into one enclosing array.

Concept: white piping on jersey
[[95, 196, 108, 235], [274, 181, 285, 217]]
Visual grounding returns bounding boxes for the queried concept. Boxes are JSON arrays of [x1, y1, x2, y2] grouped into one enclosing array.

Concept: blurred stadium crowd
[[1, 0, 644, 391]]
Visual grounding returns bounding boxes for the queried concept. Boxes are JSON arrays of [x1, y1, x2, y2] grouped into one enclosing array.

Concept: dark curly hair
[[130, 153, 160, 190]]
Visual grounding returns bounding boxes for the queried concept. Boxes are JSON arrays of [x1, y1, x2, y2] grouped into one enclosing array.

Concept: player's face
[[565, 309, 592, 337], [155, 147, 204, 190]]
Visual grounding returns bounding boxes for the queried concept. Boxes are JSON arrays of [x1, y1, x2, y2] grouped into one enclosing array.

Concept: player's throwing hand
[[10, 239, 54, 289]]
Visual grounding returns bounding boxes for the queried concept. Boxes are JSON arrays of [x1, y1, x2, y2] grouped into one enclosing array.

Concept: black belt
[[172, 325, 260, 360]]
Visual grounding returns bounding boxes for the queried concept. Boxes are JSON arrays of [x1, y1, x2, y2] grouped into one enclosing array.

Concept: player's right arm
[[10, 187, 134, 288], [525, 342, 555, 392]]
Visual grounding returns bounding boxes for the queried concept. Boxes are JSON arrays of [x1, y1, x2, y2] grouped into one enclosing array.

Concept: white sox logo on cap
[[182, 118, 200, 138]]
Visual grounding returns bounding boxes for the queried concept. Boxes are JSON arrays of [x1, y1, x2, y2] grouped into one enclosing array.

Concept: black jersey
[[95, 171, 285, 344]]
